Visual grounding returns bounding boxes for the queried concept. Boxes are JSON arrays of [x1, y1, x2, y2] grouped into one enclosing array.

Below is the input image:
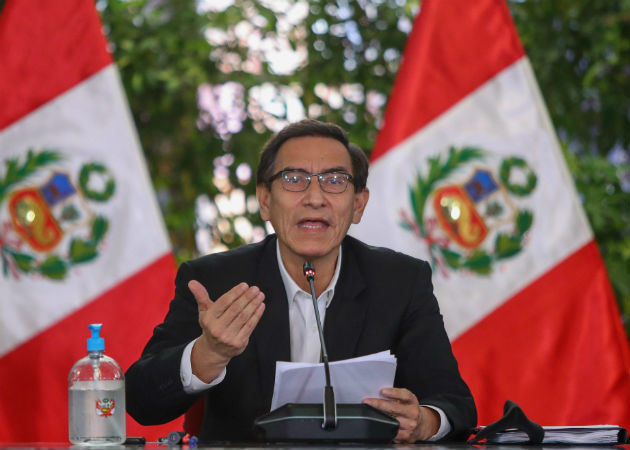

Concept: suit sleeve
[[394, 260, 477, 440], [125, 262, 205, 425]]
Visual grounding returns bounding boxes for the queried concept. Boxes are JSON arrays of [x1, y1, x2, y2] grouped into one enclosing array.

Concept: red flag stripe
[[452, 240, 630, 429], [0, 253, 182, 442], [371, 0, 525, 162], [0, 0, 112, 130]]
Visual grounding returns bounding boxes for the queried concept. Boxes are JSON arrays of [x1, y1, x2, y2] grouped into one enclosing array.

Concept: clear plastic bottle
[[68, 323, 126, 445]]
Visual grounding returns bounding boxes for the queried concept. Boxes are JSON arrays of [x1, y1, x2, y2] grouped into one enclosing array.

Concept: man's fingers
[[216, 285, 262, 325], [393, 428, 412, 442], [235, 301, 265, 342], [396, 416, 418, 431], [367, 391, 434, 443], [211, 282, 250, 317], [197, 284, 265, 356], [381, 387, 415, 404], [229, 291, 265, 330], [365, 396, 421, 444], [393, 429, 413, 444], [212, 290, 264, 345], [364, 396, 419, 421], [363, 398, 406, 417], [188, 280, 213, 311]]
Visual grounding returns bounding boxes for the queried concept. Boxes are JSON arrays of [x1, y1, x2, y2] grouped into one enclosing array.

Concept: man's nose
[[302, 177, 327, 206]]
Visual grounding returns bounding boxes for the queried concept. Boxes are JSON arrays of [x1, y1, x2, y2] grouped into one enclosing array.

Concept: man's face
[[257, 136, 369, 268]]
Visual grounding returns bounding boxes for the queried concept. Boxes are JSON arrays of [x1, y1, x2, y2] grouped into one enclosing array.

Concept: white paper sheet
[[270, 350, 397, 411]]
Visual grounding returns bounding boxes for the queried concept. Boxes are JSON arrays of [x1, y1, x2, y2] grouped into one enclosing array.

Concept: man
[[126, 120, 476, 442]]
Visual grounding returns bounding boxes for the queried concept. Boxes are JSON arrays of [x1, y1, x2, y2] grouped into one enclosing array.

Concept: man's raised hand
[[188, 280, 265, 383]]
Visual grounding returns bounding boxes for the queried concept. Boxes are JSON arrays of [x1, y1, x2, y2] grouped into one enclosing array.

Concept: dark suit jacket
[[126, 234, 476, 441]]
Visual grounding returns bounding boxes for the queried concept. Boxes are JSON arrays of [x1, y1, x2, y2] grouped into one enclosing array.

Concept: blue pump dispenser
[[87, 323, 105, 352]]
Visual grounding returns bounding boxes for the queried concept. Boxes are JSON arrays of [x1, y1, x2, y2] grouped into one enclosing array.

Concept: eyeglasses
[[268, 170, 354, 193]]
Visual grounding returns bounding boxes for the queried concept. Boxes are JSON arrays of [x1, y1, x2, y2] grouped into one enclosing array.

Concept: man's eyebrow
[[280, 166, 350, 173], [320, 166, 350, 174], [280, 167, 309, 173]]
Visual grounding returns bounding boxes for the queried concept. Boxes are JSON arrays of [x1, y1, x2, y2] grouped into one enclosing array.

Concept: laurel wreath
[[0, 150, 112, 281], [499, 157, 537, 196], [401, 147, 535, 275], [79, 163, 115, 202]]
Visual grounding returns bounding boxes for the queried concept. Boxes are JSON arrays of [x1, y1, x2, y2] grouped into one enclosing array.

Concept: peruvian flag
[[351, 0, 630, 429], [0, 0, 182, 441]]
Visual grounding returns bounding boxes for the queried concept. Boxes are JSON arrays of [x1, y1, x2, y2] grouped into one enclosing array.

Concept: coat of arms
[[0, 150, 115, 280], [95, 397, 116, 417], [400, 146, 537, 276]]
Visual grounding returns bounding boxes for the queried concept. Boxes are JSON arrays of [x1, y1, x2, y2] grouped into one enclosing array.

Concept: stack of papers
[[270, 350, 397, 411], [488, 425, 627, 444]]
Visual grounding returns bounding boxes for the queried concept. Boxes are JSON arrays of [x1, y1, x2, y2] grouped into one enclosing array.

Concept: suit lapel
[[324, 239, 367, 361], [251, 236, 291, 409]]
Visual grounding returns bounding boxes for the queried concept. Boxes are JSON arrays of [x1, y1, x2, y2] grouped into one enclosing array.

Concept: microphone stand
[[303, 262, 337, 429]]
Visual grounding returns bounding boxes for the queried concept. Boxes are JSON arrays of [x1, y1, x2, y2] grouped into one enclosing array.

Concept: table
[[0, 443, 628, 450]]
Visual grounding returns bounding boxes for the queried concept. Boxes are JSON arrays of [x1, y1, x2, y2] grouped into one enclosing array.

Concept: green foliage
[[563, 146, 630, 336], [510, 0, 629, 156], [98, 0, 417, 261], [97, 0, 629, 339], [99, 0, 221, 261]]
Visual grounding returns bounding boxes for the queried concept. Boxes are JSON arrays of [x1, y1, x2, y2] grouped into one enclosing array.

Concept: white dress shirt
[[179, 242, 450, 440], [277, 243, 340, 363]]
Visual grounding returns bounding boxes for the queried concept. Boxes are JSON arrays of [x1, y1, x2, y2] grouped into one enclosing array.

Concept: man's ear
[[256, 185, 271, 221], [352, 187, 369, 224]]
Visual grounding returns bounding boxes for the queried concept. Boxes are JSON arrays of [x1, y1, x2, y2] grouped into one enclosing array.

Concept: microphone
[[303, 261, 315, 281], [302, 262, 336, 429], [253, 261, 399, 442]]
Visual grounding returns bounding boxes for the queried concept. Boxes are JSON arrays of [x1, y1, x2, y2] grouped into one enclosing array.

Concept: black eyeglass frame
[[268, 169, 354, 193]]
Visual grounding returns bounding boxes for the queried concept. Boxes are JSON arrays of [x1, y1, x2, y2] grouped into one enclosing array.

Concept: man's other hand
[[189, 280, 265, 383], [363, 387, 440, 443]]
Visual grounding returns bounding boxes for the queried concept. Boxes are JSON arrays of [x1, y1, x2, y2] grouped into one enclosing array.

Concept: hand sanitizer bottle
[[68, 323, 126, 445]]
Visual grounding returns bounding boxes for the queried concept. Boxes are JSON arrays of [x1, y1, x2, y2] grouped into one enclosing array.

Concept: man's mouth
[[298, 218, 330, 230]]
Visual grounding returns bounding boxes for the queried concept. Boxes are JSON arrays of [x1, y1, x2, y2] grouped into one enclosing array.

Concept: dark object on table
[[469, 400, 543, 444]]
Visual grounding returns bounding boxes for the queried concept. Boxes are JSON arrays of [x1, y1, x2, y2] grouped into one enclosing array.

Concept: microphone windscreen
[[303, 261, 315, 278]]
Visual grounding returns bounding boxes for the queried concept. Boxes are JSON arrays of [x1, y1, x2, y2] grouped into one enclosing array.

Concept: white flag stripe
[[0, 65, 171, 356], [351, 58, 592, 338], [520, 57, 591, 230]]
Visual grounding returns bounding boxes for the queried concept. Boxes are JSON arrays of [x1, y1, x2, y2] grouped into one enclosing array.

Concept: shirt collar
[[276, 239, 342, 308]]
